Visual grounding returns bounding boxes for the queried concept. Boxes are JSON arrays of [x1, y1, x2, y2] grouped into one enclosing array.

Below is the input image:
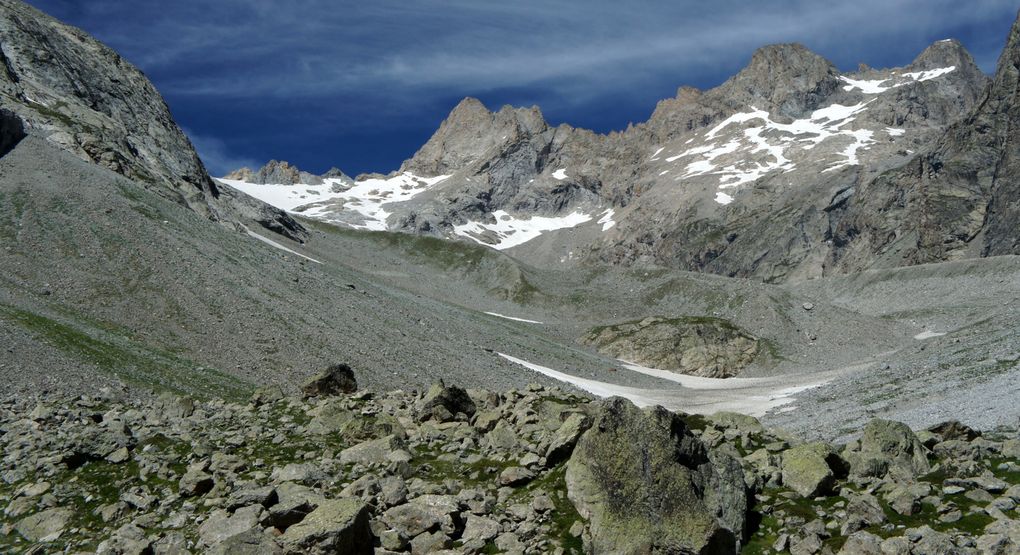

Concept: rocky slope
[[0, 0, 304, 242], [224, 16, 1020, 282], [1, 377, 1018, 554]]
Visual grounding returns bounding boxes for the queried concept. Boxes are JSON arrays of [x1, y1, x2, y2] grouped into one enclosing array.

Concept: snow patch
[[886, 127, 906, 137], [245, 229, 322, 264], [597, 209, 617, 231], [650, 147, 664, 160], [839, 66, 956, 94], [484, 312, 543, 324], [453, 210, 592, 250], [914, 330, 946, 340], [714, 191, 734, 205], [219, 172, 450, 231], [498, 353, 654, 407], [551, 168, 568, 180]]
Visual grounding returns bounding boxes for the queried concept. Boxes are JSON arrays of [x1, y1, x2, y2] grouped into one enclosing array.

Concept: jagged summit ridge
[[219, 30, 1009, 280]]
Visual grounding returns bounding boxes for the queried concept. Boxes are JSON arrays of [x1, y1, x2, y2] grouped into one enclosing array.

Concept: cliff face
[[0, 0, 305, 241], [827, 14, 1020, 272]]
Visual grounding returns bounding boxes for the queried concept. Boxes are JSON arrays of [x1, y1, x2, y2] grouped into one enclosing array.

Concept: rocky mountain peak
[[400, 97, 550, 176], [910, 38, 977, 70], [722, 43, 840, 116]]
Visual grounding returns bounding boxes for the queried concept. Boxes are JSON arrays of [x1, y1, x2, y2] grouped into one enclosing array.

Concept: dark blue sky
[[24, 1, 1018, 177]]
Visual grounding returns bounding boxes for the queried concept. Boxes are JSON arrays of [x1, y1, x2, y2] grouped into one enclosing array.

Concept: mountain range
[[2, 0, 1020, 553], [222, 31, 1018, 283]]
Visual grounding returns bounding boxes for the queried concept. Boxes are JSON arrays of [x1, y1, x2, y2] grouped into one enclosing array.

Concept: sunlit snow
[[453, 209, 592, 250], [551, 168, 568, 180], [714, 191, 734, 205], [839, 66, 956, 94], [597, 209, 617, 231], [219, 172, 450, 231], [484, 312, 543, 324]]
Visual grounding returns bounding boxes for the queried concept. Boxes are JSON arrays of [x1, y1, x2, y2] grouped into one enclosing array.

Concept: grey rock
[[15, 507, 73, 542], [581, 316, 763, 378], [844, 419, 930, 481], [339, 435, 405, 466], [564, 397, 746, 554], [416, 381, 477, 422], [302, 363, 358, 398], [279, 498, 373, 554], [781, 442, 844, 497], [199, 505, 267, 547]]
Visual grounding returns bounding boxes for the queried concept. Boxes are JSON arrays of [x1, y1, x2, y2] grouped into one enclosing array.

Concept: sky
[[24, 1, 1019, 177]]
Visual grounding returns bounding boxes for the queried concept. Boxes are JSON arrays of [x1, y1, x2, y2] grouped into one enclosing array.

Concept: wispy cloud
[[183, 129, 261, 177], [24, 0, 1019, 174]]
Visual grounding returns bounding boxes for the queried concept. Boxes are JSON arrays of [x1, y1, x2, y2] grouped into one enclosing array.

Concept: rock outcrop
[[0, 0, 305, 241], [581, 316, 764, 378]]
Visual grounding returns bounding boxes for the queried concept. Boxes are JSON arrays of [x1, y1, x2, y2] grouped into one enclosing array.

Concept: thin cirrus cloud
[[23, 0, 1020, 175]]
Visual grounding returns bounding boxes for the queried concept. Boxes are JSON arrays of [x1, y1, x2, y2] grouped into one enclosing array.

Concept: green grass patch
[[0, 303, 252, 401]]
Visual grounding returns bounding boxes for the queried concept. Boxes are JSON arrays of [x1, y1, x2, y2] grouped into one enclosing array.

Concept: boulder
[[564, 397, 747, 554], [781, 442, 844, 497], [339, 435, 406, 466], [302, 364, 358, 398], [380, 495, 459, 538], [416, 382, 476, 422], [279, 498, 373, 554], [841, 492, 886, 536], [544, 412, 591, 465], [199, 505, 267, 547], [927, 420, 981, 442], [844, 419, 930, 481], [839, 531, 883, 554], [15, 507, 74, 542]]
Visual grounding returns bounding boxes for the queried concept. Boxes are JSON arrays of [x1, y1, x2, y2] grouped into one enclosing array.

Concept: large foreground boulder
[[843, 419, 930, 481], [565, 397, 748, 554]]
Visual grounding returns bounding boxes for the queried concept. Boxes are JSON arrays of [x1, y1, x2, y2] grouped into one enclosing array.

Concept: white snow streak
[[245, 230, 322, 264], [484, 312, 543, 324], [597, 209, 617, 231], [551, 168, 568, 180]]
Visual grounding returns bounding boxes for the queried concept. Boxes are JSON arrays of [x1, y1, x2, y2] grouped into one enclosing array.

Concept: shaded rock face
[[0, 107, 23, 157], [582, 316, 763, 378], [828, 14, 1020, 272], [0, 0, 304, 242], [301, 363, 358, 398], [565, 397, 748, 554]]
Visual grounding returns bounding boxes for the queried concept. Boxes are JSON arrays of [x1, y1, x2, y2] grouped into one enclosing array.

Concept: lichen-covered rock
[[781, 442, 845, 497], [582, 316, 763, 378], [564, 397, 748, 553], [15, 507, 73, 542], [844, 419, 931, 481], [279, 498, 373, 554]]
